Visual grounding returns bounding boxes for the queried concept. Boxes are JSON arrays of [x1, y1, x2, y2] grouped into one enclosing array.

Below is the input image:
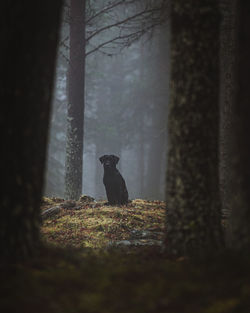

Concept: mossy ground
[[41, 198, 165, 249], [1, 198, 250, 313]]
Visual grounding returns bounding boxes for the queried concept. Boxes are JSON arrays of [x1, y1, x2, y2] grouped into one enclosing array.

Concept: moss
[[1, 198, 244, 312], [1, 248, 250, 313], [205, 299, 240, 313], [41, 199, 165, 249]]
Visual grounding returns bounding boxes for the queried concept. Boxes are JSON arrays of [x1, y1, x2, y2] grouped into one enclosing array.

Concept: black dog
[[99, 155, 128, 205]]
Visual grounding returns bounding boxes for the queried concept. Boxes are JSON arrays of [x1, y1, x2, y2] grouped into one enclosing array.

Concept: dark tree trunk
[[138, 121, 145, 199], [95, 142, 107, 200], [65, 0, 86, 200], [0, 1, 62, 260], [137, 45, 146, 199], [229, 1, 250, 249], [165, 0, 224, 257], [219, 0, 237, 227]]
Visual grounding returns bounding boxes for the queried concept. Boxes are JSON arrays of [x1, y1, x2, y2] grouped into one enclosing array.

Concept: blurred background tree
[[45, 0, 169, 200]]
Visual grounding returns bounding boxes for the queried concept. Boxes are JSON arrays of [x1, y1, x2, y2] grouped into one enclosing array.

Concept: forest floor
[[1, 197, 250, 313], [40, 197, 165, 250]]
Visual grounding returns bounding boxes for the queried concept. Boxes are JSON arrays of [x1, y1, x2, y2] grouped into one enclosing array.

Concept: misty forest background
[[45, 0, 169, 201]]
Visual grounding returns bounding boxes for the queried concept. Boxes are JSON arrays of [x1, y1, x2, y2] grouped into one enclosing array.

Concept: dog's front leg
[[104, 184, 116, 205]]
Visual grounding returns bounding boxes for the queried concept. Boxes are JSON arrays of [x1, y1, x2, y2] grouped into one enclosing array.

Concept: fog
[[44, 1, 169, 201]]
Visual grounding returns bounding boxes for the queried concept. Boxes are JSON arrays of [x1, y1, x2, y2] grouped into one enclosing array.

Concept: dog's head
[[99, 155, 119, 169]]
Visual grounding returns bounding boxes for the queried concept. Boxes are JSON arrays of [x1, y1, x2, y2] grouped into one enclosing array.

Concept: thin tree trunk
[[137, 44, 146, 199], [138, 120, 145, 199], [219, 0, 237, 223], [165, 0, 224, 257], [229, 1, 250, 249], [0, 1, 62, 260], [65, 0, 86, 200], [95, 144, 106, 200]]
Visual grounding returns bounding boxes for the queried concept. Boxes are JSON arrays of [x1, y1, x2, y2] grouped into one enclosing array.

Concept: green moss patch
[[41, 199, 166, 249]]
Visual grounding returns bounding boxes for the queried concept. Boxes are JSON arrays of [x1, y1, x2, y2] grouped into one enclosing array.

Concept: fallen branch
[[41, 205, 61, 220]]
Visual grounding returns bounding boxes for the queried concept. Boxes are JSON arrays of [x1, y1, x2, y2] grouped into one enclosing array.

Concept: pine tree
[[0, 1, 62, 260], [65, 0, 86, 200], [229, 1, 250, 250], [165, 0, 224, 257]]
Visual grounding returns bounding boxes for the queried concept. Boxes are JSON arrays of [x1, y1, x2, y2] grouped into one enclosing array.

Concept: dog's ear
[[99, 155, 107, 164], [111, 155, 119, 164]]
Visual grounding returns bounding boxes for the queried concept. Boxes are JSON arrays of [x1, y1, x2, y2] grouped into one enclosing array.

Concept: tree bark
[[95, 143, 107, 200], [229, 1, 250, 249], [65, 0, 86, 200], [219, 0, 237, 226], [165, 0, 224, 257], [138, 119, 145, 199], [0, 1, 62, 260]]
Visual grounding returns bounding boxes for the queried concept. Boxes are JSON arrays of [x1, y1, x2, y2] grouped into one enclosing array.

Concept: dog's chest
[[103, 169, 120, 186]]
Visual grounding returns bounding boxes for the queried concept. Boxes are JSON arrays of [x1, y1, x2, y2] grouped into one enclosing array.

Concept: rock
[[108, 239, 163, 248], [41, 206, 61, 220], [110, 240, 132, 246]]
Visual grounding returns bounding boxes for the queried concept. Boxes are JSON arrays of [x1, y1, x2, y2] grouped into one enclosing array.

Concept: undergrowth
[[1, 198, 250, 313]]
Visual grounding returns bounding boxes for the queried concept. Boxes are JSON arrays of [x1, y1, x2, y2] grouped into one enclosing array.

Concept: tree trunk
[[219, 0, 237, 225], [95, 143, 106, 200], [229, 1, 250, 249], [65, 0, 86, 200], [165, 0, 224, 257], [0, 1, 62, 260], [138, 120, 145, 199]]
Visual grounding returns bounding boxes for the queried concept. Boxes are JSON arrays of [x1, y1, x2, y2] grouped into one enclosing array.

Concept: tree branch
[[85, 19, 163, 57], [87, 0, 127, 24], [86, 6, 163, 42]]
